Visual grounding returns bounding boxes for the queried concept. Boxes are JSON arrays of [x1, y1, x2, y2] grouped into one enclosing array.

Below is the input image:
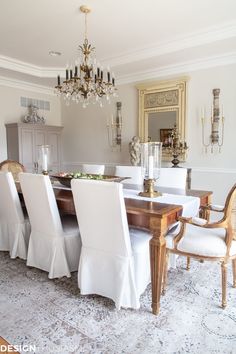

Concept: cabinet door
[[20, 128, 35, 171]]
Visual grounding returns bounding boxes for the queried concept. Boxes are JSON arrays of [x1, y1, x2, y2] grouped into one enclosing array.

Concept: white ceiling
[[0, 0, 236, 87]]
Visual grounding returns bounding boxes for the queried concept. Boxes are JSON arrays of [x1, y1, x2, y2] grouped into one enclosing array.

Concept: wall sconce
[[201, 88, 225, 153], [162, 124, 189, 167], [107, 102, 122, 151]]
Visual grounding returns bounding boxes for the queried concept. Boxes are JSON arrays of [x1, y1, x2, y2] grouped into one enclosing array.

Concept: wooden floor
[[0, 337, 20, 354]]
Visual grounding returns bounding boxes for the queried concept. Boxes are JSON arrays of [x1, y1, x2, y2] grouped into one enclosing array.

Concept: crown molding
[[0, 52, 235, 92], [116, 52, 236, 85], [102, 21, 236, 67], [0, 76, 54, 95], [1, 52, 236, 92], [0, 55, 61, 78]]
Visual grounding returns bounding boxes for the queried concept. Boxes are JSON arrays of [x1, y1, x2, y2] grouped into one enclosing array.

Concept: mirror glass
[[148, 111, 176, 144]]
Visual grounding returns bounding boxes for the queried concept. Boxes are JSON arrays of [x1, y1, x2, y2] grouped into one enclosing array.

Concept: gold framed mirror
[[137, 77, 188, 161]]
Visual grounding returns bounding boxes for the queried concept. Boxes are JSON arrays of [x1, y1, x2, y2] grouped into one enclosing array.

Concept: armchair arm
[[177, 215, 227, 229], [201, 204, 224, 213]]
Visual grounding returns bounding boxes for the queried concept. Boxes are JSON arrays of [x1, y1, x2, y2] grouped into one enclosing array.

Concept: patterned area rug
[[0, 251, 236, 354]]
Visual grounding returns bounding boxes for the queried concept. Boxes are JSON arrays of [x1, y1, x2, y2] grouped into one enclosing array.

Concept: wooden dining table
[[52, 183, 212, 315]]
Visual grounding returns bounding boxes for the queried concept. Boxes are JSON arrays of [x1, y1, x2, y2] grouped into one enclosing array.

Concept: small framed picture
[[160, 128, 172, 147]]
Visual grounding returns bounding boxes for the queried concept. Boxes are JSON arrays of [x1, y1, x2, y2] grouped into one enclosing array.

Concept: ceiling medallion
[[54, 5, 117, 108]]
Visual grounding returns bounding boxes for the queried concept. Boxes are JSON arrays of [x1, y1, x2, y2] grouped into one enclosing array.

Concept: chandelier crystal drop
[[54, 5, 117, 108]]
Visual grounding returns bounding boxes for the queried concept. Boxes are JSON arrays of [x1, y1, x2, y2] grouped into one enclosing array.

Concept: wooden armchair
[[164, 183, 236, 308], [0, 159, 25, 181]]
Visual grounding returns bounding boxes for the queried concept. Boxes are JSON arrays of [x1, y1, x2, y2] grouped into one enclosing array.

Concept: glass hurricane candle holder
[[38, 145, 50, 175], [139, 142, 162, 198]]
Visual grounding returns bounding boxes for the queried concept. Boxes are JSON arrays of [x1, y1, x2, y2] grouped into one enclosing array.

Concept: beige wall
[[0, 85, 61, 162], [61, 63, 236, 204], [61, 84, 138, 168], [0, 64, 235, 205]]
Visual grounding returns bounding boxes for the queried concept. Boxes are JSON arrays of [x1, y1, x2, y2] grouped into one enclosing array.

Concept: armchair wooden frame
[[163, 183, 236, 308], [0, 159, 25, 181]]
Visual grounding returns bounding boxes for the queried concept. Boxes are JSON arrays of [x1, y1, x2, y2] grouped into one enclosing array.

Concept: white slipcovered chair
[[156, 167, 187, 189], [82, 164, 105, 175], [0, 171, 30, 259], [115, 166, 143, 185], [19, 173, 81, 279], [163, 183, 236, 308], [71, 179, 151, 309]]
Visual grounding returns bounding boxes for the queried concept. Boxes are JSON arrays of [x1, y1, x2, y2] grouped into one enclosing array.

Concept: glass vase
[[38, 145, 50, 174]]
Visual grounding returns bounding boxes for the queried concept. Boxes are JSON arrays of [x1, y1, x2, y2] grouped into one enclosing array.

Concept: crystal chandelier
[[55, 5, 117, 108]]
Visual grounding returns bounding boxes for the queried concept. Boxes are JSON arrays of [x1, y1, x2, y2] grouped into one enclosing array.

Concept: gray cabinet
[[5, 123, 63, 173]]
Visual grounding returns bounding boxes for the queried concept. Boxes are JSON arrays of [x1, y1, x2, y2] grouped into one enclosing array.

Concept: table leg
[[199, 194, 212, 221], [150, 217, 167, 315]]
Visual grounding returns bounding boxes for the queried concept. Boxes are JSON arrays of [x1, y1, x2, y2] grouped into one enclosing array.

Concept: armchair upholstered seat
[[164, 183, 236, 308], [19, 173, 81, 279], [0, 171, 30, 259], [71, 179, 151, 309]]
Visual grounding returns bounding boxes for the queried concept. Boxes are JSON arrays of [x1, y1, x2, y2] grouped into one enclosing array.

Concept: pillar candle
[[148, 155, 154, 179], [42, 154, 48, 171]]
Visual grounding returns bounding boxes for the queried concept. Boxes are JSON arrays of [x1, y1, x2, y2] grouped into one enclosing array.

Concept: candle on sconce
[[148, 155, 154, 179], [111, 114, 114, 125]]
